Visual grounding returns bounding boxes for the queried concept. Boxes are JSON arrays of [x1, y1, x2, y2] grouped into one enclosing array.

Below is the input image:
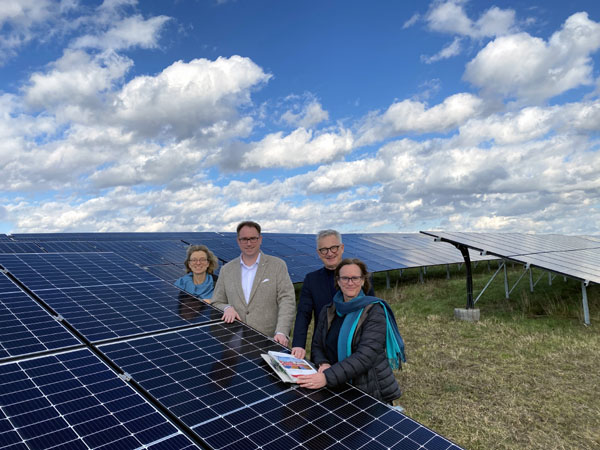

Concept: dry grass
[[375, 266, 600, 449]]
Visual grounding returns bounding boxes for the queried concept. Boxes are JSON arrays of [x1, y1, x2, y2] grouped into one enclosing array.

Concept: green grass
[[374, 263, 600, 449], [298, 262, 600, 449]]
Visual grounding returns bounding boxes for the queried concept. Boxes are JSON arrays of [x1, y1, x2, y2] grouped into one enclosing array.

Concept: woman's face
[[189, 250, 209, 276], [337, 263, 365, 301]]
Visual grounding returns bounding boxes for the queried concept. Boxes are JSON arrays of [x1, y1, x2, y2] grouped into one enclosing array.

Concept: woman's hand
[[296, 372, 327, 389], [317, 363, 331, 373]]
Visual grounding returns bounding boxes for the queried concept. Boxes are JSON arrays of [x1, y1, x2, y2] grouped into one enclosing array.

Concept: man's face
[[317, 234, 344, 270], [237, 225, 262, 261]]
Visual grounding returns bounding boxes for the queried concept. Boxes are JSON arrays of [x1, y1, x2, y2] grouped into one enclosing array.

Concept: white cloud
[[281, 99, 329, 128], [0, 0, 58, 62], [71, 14, 170, 51], [113, 56, 270, 140], [356, 93, 484, 145], [23, 49, 133, 120], [422, 37, 462, 63], [426, 1, 515, 38], [239, 127, 353, 169], [464, 12, 600, 103]]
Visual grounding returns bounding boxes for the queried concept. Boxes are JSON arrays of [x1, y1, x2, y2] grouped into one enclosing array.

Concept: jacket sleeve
[[291, 274, 314, 348], [323, 304, 386, 387], [274, 259, 296, 338], [310, 306, 330, 367], [210, 269, 229, 312]]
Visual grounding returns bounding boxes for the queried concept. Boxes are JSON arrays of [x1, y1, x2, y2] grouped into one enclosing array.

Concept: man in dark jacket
[[291, 230, 374, 359]]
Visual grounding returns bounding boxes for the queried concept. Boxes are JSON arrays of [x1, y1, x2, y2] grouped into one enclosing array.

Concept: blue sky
[[1, 0, 599, 235]]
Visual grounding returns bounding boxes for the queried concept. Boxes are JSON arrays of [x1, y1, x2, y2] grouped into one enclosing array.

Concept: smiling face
[[337, 263, 365, 301], [237, 225, 262, 263], [188, 250, 209, 276], [317, 234, 344, 270]]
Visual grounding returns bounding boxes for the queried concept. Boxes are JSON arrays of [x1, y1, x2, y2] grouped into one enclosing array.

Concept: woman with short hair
[[296, 258, 405, 404]]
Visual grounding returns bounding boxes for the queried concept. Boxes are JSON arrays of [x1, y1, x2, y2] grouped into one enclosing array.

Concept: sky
[[1, 0, 599, 235]]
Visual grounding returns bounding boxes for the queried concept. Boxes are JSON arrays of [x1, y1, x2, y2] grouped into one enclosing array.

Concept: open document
[[261, 351, 317, 383]]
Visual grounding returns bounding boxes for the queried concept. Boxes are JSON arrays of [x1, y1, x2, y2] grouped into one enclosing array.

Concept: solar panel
[[0, 254, 222, 343], [100, 322, 463, 450], [0, 274, 81, 361], [421, 231, 600, 284], [0, 348, 198, 449], [0, 242, 43, 253], [37, 241, 99, 253], [143, 263, 187, 283], [0, 253, 162, 291]]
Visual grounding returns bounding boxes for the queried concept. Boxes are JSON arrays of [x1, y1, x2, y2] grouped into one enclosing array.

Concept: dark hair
[[334, 258, 371, 294], [236, 221, 261, 235], [184, 245, 219, 274]]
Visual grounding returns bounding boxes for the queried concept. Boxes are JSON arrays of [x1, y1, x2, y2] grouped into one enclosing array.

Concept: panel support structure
[[582, 281, 591, 326], [456, 244, 474, 309]]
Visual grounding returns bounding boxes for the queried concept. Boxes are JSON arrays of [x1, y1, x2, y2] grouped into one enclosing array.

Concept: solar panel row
[[421, 231, 600, 285], [0, 244, 465, 449], [5, 232, 494, 284]]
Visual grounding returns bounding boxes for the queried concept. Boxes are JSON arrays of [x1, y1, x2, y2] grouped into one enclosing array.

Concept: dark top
[[292, 267, 375, 350]]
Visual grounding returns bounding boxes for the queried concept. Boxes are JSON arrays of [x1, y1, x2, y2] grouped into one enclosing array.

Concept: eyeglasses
[[337, 276, 364, 284], [189, 258, 208, 264], [318, 245, 341, 255], [238, 236, 260, 244]]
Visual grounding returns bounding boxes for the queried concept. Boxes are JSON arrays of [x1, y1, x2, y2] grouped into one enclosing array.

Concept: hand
[[221, 307, 240, 323], [296, 372, 326, 390], [291, 347, 306, 359], [318, 363, 331, 373], [273, 333, 289, 346]]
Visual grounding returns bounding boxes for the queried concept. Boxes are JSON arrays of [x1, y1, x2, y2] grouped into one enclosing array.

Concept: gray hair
[[316, 229, 342, 246]]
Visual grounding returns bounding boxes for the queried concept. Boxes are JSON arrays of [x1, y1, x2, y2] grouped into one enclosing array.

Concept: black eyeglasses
[[318, 245, 341, 255], [238, 236, 260, 243], [337, 276, 364, 284]]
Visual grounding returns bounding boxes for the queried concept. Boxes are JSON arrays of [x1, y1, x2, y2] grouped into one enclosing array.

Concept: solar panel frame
[[0, 348, 200, 449], [99, 322, 464, 450], [0, 273, 82, 362]]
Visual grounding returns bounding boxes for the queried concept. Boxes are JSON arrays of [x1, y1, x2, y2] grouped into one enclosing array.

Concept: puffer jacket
[[311, 302, 402, 403]]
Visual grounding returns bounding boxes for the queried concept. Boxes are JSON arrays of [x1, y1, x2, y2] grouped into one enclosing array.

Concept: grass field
[[369, 262, 600, 450]]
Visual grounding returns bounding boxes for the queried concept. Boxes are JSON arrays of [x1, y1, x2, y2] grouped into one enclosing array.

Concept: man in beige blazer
[[211, 221, 296, 346]]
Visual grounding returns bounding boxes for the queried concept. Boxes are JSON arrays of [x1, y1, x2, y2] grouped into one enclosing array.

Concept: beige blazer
[[211, 252, 296, 338]]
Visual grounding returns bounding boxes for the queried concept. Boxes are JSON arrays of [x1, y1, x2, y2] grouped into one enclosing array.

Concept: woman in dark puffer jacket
[[296, 258, 404, 404]]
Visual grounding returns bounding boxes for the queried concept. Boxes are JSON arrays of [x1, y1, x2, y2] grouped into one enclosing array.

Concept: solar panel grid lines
[[0, 253, 163, 291], [0, 242, 44, 253], [28, 282, 223, 343], [99, 322, 464, 450], [0, 348, 201, 450], [37, 241, 100, 253], [422, 231, 600, 258], [0, 286, 82, 362], [420, 231, 600, 286]]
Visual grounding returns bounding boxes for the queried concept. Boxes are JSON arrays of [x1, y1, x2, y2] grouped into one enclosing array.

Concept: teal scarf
[[334, 290, 406, 370]]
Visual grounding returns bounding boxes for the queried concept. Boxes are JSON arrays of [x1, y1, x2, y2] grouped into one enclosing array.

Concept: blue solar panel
[[0, 274, 81, 361], [0, 242, 43, 253], [0, 348, 198, 449], [37, 241, 99, 253], [35, 282, 222, 342], [0, 253, 162, 291], [0, 254, 222, 343], [100, 322, 463, 450]]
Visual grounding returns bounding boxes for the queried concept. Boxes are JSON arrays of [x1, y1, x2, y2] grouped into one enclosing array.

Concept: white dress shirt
[[240, 252, 261, 304]]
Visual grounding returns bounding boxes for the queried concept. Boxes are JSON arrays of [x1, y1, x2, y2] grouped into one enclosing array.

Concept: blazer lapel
[[248, 253, 267, 304], [234, 257, 245, 303]]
